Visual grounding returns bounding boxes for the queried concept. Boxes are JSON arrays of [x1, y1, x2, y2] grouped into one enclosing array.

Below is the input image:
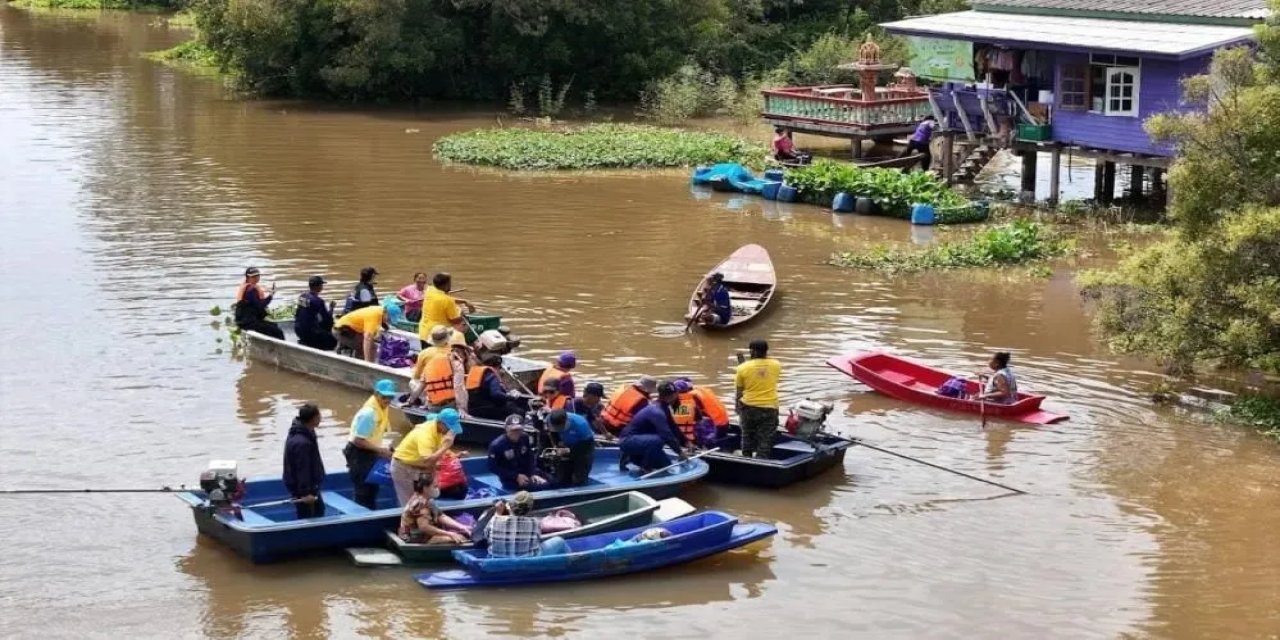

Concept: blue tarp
[[691, 163, 769, 195]]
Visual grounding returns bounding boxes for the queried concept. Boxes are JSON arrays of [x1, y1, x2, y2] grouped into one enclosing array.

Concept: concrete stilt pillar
[[1019, 151, 1038, 203], [1048, 146, 1062, 207], [942, 132, 955, 184]]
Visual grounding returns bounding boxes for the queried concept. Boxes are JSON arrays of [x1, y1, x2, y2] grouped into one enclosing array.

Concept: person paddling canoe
[[976, 351, 1019, 404]]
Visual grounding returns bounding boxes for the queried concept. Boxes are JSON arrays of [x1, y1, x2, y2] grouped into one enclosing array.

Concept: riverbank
[[6, 0, 173, 9], [143, 39, 220, 76]]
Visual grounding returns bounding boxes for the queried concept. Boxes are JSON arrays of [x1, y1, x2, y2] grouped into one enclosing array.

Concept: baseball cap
[[244, 267, 260, 277], [583, 382, 605, 397], [308, 275, 325, 288], [546, 409, 568, 432], [673, 379, 693, 393], [557, 352, 576, 369], [373, 379, 397, 397], [437, 408, 462, 433], [503, 414, 525, 431]]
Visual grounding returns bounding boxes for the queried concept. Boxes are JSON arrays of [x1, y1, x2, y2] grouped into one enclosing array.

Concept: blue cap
[[382, 299, 402, 318], [373, 379, 397, 397], [437, 408, 462, 433]]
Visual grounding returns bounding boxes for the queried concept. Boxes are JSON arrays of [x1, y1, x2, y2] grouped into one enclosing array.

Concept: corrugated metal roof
[[973, 0, 1269, 20], [882, 11, 1257, 58]]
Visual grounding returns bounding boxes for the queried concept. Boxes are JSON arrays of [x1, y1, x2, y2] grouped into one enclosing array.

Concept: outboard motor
[[785, 400, 834, 440], [199, 460, 244, 516]]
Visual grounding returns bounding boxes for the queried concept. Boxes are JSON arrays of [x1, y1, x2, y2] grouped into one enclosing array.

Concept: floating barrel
[[776, 184, 797, 203], [832, 192, 855, 213], [855, 196, 877, 215], [761, 181, 782, 201], [910, 203, 936, 225], [764, 168, 785, 182]]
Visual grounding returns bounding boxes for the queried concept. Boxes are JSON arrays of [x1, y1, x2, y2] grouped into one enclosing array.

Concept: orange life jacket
[[465, 365, 492, 392], [671, 391, 701, 441], [539, 367, 573, 394], [602, 385, 650, 431], [423, 355, 456, 404], [692, 387, 730, 427], [547, 393, 571, 412]]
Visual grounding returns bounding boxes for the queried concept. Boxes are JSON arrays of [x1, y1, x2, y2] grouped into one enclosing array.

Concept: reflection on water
[[2, 6, 1279, 639]]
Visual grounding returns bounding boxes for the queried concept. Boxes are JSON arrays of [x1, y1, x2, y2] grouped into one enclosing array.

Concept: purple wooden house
[[882, 0, 1269, 204]]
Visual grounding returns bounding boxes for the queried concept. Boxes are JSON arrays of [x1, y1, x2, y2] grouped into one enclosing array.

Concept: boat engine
[[199, 460, 244, 513], [785, 399, 834, 440], [475, 329, 522, 357]]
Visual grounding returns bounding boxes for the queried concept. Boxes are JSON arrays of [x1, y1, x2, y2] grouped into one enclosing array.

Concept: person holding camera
[[735, 339, 782, 458]]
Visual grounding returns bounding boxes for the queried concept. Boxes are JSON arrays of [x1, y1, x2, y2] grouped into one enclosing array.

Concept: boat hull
[[688, 243, 777, 330], [827, 351, 1068, 425], [703, 431, 852, 488]]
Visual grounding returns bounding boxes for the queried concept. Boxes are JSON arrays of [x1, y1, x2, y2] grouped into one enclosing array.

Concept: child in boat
[[398, 472, 471, 544]]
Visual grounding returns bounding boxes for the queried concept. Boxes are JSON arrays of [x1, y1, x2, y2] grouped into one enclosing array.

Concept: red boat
[[826, 351, 1068, 425]]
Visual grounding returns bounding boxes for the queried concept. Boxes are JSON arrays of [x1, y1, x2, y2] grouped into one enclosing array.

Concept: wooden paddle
[[684, 302, 707, 334], [639, 448, 718, 479]]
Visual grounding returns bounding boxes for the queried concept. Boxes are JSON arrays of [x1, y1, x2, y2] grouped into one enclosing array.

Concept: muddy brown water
[[1, 9, 1277, 640]]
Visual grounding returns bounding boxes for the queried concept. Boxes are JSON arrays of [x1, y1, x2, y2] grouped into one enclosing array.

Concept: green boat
[[347, 493, 695, 566], [391, 313, 502, 344]]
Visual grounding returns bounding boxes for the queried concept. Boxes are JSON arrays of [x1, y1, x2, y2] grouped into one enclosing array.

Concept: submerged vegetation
[[786, 160, 979, 223], [143, 39, 221, 75], [433, 124, 765, 171], [830, 221, 1067, 273], [1218, 395, 1280, 443]]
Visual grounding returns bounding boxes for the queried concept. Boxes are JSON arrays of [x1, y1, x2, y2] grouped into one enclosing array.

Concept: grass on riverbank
[[143, 39, 221, 76], [433, 124, 767, 171], [8, 0, 174, 10], [830, 221, 1068, 273]]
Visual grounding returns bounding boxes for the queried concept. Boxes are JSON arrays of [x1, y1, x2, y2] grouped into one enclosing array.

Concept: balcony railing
[[761, 85, 932, 129]]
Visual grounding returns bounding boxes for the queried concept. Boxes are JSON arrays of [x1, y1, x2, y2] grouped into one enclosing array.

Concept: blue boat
[[691, 163, 770, 194], [416, 511, 776, 589], [175, 449, 709, 564]]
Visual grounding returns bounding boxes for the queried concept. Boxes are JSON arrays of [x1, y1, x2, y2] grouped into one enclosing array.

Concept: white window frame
[[1104, 66, 1140, 117]]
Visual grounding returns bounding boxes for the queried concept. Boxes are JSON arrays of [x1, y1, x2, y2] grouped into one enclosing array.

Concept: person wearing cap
[[233, 267, 284, 340], [546, 409, 596, 487], [695, 272, 732, 326], [571, 382, 609, 436], [538, 352, 577, 399], [396, 271, 429, 322], [391, 407, 464, 505], [486, 491, 569, 557], [332, 300, 394, 362], [538, 375, 572, 413], [619, 382, 688, 472], [487, 415, 547, 490], [420, 272, 475, 341], [282, 403, 325, 519], [294, 275, 337, 351], [466, 352, 516, 420], [417, 328, 470, 412], [735, 339, 782, 458], [344, 379, 398, 509], [601, 375, 657, 435], [342, 266, 380, 315]]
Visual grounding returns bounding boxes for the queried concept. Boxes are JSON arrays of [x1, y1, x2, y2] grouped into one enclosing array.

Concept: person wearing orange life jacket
[[466, 352, 517, 420], [601, 376, 658, 435], [671, 378, 731, 448], [539, 376, 573, 413], [538, 352, 577, 399], [421, 331, 471, 412], [233, 267, 284, 339]]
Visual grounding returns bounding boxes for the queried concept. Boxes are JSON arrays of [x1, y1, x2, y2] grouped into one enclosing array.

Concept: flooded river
[[1, 8, 1277, 639]]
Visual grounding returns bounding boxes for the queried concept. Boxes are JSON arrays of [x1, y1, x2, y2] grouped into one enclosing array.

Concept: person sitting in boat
[[546, 409, 596, 487], [538, 351, 577, 399], [419, 272, 475, 345], [418, 330, 471, 412], [409, 325, 453, 402], [694, 272, 732, 326], [233, 267, 284, 340], [485, 491, 569, 557], [488, 415, 548, 491], [332, 300, 395, 362], [397, 471, 471, 545], [619, 381, 689, 473], [771, 127, 810, 164], [342, 266, 380, 315], [294, 275, 336, 351], [571, 382, 611, 438], [396, 271, 429, 322], [977, 351, 1019, 404], [538, 376, 573, 414], [601, 375, 657, 435], [466, 352, 517, 420], [391, 408, 463, 505]]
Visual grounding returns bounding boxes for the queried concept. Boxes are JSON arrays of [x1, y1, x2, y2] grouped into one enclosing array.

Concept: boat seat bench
[[879, 371, 919, 387], [320, 490, 370, 514]]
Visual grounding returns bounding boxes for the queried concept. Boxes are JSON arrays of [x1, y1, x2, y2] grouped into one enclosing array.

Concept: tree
[[1079, 4, 1280, 374]]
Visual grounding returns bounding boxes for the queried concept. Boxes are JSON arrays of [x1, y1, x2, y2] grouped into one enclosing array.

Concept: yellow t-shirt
[[393, 420, 448, 464], [734, 357, 781, 409], [420, 287, 462, 337], [334, 305, 385, 335], [412, 345, 449, 380]]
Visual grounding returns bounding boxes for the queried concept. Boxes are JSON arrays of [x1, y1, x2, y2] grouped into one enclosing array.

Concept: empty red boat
[[827, 351, 1068, 425]]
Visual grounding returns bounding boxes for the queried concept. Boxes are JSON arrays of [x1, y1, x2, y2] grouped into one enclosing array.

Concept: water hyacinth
[[830, 221, 1068, 272]]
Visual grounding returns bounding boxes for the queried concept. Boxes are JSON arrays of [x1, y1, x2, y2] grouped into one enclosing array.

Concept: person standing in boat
[[396, 271, 429, 322], [344, 379, 397, 509], [977, 351, 1019, 404], [233, 267, 284, 340], [294, 275, 336, 351], [342, 266, 380, 315], [391, 408, 464, 505], [618, 382, 688, 472], [419, 272, 475, 344], [899, 115, 937, 171], [735, 339, 781, 459], [282, 403, 325, 519], [332, 300, 395, 362]]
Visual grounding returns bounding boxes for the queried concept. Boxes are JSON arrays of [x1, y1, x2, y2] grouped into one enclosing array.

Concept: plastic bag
[[539, 509, 581, 534], [436, 453, 467, 490], [368, 458, 394, 487]]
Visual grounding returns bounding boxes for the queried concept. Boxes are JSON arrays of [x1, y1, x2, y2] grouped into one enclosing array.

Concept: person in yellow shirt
[[333, 301, 394, 362], [420, 273, 475, 340], [343, 379, 398, 509], [734, 339, 782, 459], [409, 325, 453, 400], [390, 408, 463, 505]]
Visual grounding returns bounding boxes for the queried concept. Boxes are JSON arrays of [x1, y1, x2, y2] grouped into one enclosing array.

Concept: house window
[[1059, 65, 1088, 110], [1088, 54, 1141, 117]]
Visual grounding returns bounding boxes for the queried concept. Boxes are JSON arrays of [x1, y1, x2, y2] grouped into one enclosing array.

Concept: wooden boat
[[687, 244, 777, 330], [175, 448, 710, 564], [346, 493, 696, 566], [853, 154, 924, 170], [390, 313, 503, 344], [416, 511, 777, 589], [702, 431, 852, 488], [826, 351, 1069, 425]]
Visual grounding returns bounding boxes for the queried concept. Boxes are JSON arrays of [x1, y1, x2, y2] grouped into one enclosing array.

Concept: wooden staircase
[[950, 142, 999, 185]]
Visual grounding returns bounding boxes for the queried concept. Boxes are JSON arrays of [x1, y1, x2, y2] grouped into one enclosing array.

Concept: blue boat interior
[[691, 163, 769, 195], [712, 433, 833, 462], [460, 511, 736, 561]]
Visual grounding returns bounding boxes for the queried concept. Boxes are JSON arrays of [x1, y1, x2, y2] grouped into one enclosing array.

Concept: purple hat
[[556, 351, 577, 369], [673, 379, 694, 393]]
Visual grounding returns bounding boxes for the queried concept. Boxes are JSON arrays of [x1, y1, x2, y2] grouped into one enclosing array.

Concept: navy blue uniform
[[487, 433, 537, 490], [282, 420, 326, 519], [619, 403, 684, 470], [295, 291, 336, 350]]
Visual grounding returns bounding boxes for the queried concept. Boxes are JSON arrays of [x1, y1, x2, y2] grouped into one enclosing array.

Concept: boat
[[853, 154, 924, 170], [346, 493, 696, 566], [687, 244, 777, 330], [826, 351, 1069, 425], [416, 511, 777, 589], [175, 448, 710, 563], [702, 430, 852, 488], [391, 397, 534, 448], [389, 312, 503, 344], [690, 163, 770, 194]]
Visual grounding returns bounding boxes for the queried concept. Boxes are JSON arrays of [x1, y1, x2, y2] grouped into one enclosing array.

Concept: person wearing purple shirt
[[900, 115, 937, 171]]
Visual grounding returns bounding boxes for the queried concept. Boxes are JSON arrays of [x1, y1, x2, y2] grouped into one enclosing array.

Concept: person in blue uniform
[[487, 415, 548, 490], [618, 382, 688, 472], [570, 382, 609, 435], [546, 409, 596, 486], [294, 275, 337, 351], [696, 272, 732, 326]]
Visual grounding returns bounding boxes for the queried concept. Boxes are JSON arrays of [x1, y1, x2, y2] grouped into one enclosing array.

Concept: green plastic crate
[[1017, 123, 1052, 141]]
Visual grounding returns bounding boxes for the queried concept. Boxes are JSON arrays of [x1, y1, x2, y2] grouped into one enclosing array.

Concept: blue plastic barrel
[[764, 168, 785, 182], [832, 192, 855, 213], [910, 203, 936, 225], [776, 184, 797, 203], [761, 181, 782, 201], [855, 197, 877, 215]]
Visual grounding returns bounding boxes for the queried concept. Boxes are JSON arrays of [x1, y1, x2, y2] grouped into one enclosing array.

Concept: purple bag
[[377, 334, 414, 368], [936, 377, 967, 398], [694, 418, 718, 449]]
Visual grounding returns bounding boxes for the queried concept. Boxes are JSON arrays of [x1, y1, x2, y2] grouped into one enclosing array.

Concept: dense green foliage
[[144, 39, 220, 73], [785, 160, 978, 222], [186, 0, 965, 101], [1218, 395, 1280, 442], [1080, 7, 1280, 376], [9, 0, 179, 8], [831, 221, 1066, 272], [432, 124, 766, 171]]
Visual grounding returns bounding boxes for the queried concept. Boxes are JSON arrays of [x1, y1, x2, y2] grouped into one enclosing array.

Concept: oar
[[851, 439, 1027, 495], [639, 448, 718, 480], [684, 303, 707, 334], [241, 497, 302, 509], [0, 486, 189, 495]]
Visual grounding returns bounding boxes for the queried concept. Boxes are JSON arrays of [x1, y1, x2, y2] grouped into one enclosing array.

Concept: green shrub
[[144, 39, 220, 72], [1218, 395, 1280, 442], [830, 221, 1067, 272], [786, 160, 974, 221], [433, 124, 766, 171]]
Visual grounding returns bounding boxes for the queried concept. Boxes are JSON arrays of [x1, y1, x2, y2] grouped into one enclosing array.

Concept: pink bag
[[539, 509, 581, 534]]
